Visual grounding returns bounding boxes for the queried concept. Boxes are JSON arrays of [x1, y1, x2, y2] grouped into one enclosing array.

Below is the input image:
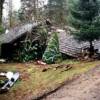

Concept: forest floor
[[0, 60, 100, 100], [43, 62, 100, 100]]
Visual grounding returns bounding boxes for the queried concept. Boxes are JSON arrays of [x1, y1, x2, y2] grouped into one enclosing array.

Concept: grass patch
[[0, 60, 100, 100]]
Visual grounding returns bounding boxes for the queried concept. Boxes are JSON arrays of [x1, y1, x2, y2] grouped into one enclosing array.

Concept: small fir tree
[[42, 32, 61, 64]]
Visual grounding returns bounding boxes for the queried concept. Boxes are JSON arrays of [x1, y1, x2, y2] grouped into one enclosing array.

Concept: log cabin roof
[[0, 22, 41, 56], [0, 22, 39, 44], [57, 28, 100, 57]]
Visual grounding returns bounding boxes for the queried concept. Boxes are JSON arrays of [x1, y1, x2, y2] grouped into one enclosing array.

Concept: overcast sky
[[3, 0, 48, 17], [13, 0, 21, 10], [13, 0, 48, 10]]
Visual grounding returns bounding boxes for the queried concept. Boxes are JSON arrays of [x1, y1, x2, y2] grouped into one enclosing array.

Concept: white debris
[[56, 29, 65, 33], [37, 60, 46, 65], [5, 29, 9, 34], [6, 72, 13, 80], [98, 49, 100, 53], [0, 59, 6, 63], [0, 72, 6, 76]]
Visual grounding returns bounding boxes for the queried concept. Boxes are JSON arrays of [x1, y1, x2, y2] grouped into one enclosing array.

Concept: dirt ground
[[0, 61, 100, 100], [43, 65, 100, 100]]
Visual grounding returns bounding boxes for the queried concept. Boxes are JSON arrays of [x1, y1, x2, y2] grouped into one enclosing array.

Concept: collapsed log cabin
[[0, 22, 40, 59], [57, 27, 100, 58], [0, 23, 100, 60]]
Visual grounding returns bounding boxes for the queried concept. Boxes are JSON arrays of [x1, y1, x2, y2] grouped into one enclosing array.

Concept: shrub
[[0, 25, 5, 34], [18, 40, 39, 62], [42, 32, 62, 64], [15, 25, 48, 62], [35, 25, 48, 46]]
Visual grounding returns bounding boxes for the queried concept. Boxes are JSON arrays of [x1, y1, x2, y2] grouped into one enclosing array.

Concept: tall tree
[[21, 0, 44, 22], [21, 0, 34, 22], [0, 0, 5, 25], [69, 0, 100, 57], [47, 0, 68, 26], [9, 0, 13, 27]]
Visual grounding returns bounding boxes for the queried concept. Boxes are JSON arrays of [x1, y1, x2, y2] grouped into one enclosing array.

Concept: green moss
[[0, 60, 100, 100]]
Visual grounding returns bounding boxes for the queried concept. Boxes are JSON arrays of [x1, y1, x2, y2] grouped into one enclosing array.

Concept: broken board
[[0, 72, 19, 93]]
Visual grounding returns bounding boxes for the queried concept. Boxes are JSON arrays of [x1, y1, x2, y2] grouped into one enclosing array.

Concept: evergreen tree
[[21, 0, 44, 22], [42, 32, 61, 64], [69, 0, 100, 57], [47, 0, 68, 26]]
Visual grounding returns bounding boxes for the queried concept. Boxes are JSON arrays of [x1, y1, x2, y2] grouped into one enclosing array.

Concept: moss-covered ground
[[0, 60, 100, 100]]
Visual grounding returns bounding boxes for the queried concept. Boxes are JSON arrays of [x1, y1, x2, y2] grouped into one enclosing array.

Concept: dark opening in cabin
[[1, 43, 15, 60], [0, 34, 27, 60]]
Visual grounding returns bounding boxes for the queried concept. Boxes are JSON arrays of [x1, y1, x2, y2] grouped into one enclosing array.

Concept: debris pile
[[0, 72, 19, 94]]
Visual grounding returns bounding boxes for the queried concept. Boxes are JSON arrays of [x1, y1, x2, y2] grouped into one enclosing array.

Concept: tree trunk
[[0, 0, 4, 25], [0, 2, 2, 25], [89, 41, 94, 58]]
